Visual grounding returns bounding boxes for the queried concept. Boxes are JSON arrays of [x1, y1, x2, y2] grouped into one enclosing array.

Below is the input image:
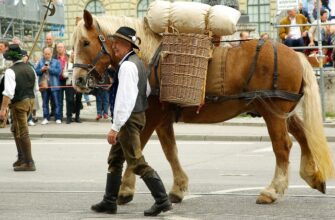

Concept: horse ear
[[83, 10, 93, 29]]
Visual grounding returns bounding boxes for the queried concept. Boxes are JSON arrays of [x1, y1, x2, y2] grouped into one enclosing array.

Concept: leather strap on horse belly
[[206, 90, 303, 103]]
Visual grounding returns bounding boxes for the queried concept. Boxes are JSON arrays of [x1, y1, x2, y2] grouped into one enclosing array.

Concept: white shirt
[[2, 60, 39, 100], [289, 17, 302, 39], [329, 0, 335, 17], [111, 51, 139, 132]]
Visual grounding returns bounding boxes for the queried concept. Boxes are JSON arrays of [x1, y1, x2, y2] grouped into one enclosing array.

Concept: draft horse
[[72, 10, 334, 204]]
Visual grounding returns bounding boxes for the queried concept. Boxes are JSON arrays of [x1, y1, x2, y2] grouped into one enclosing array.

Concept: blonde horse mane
[[75, 15, 162, 65]]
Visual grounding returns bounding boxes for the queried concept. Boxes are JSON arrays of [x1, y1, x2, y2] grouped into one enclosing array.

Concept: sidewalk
[[0, 98, 334, 141]]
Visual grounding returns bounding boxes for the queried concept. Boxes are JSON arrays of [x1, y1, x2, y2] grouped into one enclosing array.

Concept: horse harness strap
[[206, 90, 303, 103], [244, 39, 266, 92], [148, 44, 162, 96], [271, 41, 279, 90]]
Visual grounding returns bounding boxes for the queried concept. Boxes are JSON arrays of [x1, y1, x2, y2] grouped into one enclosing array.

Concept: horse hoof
[[256, 194, 275, 204], [117, 195, 133, 205], [314, 182, 326, 194], [169, 193, 183, 203]]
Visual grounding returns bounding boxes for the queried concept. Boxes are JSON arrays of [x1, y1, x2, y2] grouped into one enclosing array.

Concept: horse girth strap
[[243, 39, 266, 92], [206, 90, 303, 103], [271, 41, 279, 90]]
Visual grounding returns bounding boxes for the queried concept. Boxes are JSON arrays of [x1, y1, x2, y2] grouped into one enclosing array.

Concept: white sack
[[208, 5, 241, 36], [146, 0, 171, 34], [170, 2, 210, 34]]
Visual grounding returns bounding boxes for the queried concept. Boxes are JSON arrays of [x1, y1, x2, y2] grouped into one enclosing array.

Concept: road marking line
[[253, 147, 272, 153], [211, 185, 335, 194]]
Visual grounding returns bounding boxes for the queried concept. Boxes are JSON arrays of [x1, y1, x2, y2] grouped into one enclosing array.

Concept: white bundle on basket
[[208, 5, 241, 36], [145, 0, 171, 33], [170, 2, 210, 34], [145, 0, 241, 35]]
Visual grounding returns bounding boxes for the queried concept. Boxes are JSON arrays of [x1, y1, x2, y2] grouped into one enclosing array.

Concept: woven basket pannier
[[160, 33, 211, 106]]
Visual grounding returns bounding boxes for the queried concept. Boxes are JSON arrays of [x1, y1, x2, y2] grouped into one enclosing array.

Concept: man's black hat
[[3, 44, 27, 61], [110, 26, 141, 50]]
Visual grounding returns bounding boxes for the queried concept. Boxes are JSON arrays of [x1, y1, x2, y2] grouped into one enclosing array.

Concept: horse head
[[72, 10, 117, 93]]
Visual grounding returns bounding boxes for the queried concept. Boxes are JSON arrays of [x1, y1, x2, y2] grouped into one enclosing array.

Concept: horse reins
[[73, 22, 114, 88]]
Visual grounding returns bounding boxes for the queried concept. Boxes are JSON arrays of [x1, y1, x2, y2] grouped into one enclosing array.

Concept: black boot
[[75, 114, 81, 123], [14, 136, 36, 171], [66, 117, 72, 124], [13, 137, 24, 167], [142, 171, 172, 216], [91, 173, 121, 214]]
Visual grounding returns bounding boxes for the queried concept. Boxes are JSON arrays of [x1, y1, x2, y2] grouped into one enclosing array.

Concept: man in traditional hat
[[91, 26, 172, 216], [0, 44, 38, 171]]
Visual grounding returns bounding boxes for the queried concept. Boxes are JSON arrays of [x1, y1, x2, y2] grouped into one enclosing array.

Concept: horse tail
[[297, 52, 335, 181]]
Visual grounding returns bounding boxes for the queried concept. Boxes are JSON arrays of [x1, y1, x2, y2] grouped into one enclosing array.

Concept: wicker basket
[[160, 33, 211, 106]]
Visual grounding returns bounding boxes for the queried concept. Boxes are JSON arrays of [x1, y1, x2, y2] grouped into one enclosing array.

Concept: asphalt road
[[1, 138, 335, 220]]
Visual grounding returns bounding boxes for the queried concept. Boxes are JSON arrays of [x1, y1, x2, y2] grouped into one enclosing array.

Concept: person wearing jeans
[[95, 87, 109, 120], [35, 47, 62, 124]]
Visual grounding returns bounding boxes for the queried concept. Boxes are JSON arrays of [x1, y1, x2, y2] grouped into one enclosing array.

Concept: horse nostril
[[76, 77, 86, 87]]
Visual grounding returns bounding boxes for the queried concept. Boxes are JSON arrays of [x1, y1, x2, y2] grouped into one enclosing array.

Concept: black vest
[[10, 62, 35, 103], [126, 53, 148, 113]]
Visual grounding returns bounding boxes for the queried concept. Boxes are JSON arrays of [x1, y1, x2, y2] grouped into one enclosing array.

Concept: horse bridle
[[73, 22, 114, 89]]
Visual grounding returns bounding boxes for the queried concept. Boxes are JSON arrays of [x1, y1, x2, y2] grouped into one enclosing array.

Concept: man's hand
[[107, 129, 118, 145], [0, 109, 7, 121], [41, 66, 49, 73]]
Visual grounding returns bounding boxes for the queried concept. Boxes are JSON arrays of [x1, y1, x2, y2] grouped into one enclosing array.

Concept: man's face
[[45, 35, 53, 47], [56, 43, 66, 55], [43, 49, 52, 61], [112, 38, 131, 60], [0, 43, 8, 54], [321, 12, 328, 22], [288, 10, 296, 18]]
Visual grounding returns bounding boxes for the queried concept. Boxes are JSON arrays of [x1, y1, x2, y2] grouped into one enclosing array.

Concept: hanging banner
[[277, 0, 299, 11]]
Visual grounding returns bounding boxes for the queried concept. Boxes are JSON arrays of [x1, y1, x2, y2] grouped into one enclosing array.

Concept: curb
[[1, 133, 334, 142]]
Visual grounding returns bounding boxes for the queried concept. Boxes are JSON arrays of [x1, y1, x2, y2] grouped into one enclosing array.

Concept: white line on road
[[0, 141, 255, 145], [211, 185, 335, 194]]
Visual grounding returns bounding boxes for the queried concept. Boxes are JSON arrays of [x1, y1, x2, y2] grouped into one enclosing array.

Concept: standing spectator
[[279, 9, 309, 51], [35, 47, 62, 125], [301, 0, 315, 23], [55, 42, 68, 121], [83, 93, 91, 106], [0, 40, 10, 127], [95, 77, 109, 120], [329, 0, 335, 21], [0, 44, 38, 171], [44, 33, 57, 117], [44, 32, 57, 57], [240, 31, 250, 40], [63, 51, 83, 124], [260, 32, 270, 40], [91, 26, 172, 216]]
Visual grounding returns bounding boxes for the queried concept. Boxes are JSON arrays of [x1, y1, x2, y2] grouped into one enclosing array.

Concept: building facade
[[63, 0, 282, 45]]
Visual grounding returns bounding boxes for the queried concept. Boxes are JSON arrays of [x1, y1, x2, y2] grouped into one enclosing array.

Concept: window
[[137, 0, 153, 18], [85, 0, 105, 15], [247, 0, 270, 35]]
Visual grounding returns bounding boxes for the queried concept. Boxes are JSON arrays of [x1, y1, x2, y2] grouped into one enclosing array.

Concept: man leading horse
[[90, 26, 172, 216]]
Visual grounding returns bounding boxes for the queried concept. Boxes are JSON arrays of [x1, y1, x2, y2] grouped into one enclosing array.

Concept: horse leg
[[117, 101, 161, 205], [156, 120, 189, 203], [287, 113, 325, 193], [256, 113, 292, 204]]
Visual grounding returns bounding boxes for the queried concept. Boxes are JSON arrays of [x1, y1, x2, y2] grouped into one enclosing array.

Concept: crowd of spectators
[[280, 0, 335, 67], [0, 32, 111, 126]]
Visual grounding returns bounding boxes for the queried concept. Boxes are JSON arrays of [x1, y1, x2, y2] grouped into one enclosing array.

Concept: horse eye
[[83, 40, 90, 47]]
